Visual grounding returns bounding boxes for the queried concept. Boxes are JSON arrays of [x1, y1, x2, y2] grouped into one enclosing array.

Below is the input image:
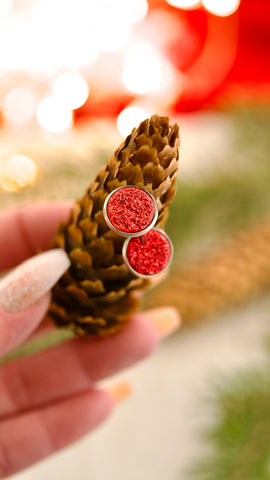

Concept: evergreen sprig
[[188, 339, 270, 480]]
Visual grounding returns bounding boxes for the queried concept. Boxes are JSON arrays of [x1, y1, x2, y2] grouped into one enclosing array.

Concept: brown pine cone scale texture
[[49, 115, 180, 337]]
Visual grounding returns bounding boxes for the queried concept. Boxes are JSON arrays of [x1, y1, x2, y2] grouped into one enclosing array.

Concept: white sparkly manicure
[[0, 249, 71, 312]]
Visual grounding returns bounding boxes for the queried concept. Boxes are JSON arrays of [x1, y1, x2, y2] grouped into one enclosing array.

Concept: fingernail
[[0, 249, 70, 312], [105, 381, 132, 405], [145, 307, 181, 339]]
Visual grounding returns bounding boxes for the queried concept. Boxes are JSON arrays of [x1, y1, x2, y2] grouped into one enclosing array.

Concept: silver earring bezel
[[103, 185, 158, 238], [122, 228, 174, 278]]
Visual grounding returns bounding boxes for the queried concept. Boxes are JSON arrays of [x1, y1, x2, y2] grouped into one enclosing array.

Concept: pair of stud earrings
[[103, 185, 173, 278]]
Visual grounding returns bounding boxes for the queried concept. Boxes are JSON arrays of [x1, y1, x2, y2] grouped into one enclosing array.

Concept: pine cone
[[49, 115, 180, 337]]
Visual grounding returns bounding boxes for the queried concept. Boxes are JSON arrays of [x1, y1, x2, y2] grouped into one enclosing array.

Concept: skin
[[0, 203, 162, 478]]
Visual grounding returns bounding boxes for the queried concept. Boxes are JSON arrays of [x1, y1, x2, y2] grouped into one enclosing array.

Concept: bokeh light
[[52, 73, 89, 110], [117, 106, 150, 137], [202, 0, 240, 16], [28, 0, 149, 70], [0, 0, 264, 142], [99, 21, 131, 52], [122, 0, 148, 24], [32, 0, 100, 71], [0, 17, 26, 70], [97, 0, 148, 30], [122, 43, 167, 94], [63, 32, 100, 69], [166, 0, 201, 9], [36, 97, 73, 133], [2, 88, 36, 125], [0, 154, 37, 191], [94, 0, 148, 53], [0, 0, 13, 17]]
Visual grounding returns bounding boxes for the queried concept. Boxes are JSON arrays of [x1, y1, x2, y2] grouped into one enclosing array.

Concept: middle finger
[[0, 309, 173, 418]]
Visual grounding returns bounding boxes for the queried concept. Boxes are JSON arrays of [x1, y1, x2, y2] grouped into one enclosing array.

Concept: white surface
[[13, 296, 270, 480]]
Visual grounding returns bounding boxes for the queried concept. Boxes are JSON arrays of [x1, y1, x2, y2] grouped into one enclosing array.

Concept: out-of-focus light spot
[[99, 21, 131, 52], [122, 0, 148, 24], [52, 73, 89, 110], [0, 18, 26, 70], [6, 155, 37, 187], [32, 0, 100, 71], [0, 0, 13, 17], [26, 41, 62, 74], [34, 0, 95, 31], [63, 32, 100, 68], [0, 0, 149, 74], [98, 0, 148, 27], [166, 0, 201, 9], [2, 88, 36, 125], [202, 0, 240, 16], [0, 155, 37, 192], [95, 0, 147, 52], [117, 106, 149, 137], [36, 97, 73, 133], [0, 0, 148, 74], [122, 43, 166, 94]]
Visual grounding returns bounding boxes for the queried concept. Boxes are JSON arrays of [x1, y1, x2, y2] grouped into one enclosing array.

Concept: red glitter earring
[[103, 185, 158, 237], [122, 228, 173, 278]]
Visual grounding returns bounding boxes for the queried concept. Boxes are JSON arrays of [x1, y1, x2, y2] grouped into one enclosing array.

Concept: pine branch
[[188, 349, 270, 479], [145, 220, 270, 323]]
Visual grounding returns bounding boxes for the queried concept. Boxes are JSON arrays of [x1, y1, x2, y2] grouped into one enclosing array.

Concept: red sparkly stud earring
[[122, 228, 173, 278], [103, 185, 158, 237]]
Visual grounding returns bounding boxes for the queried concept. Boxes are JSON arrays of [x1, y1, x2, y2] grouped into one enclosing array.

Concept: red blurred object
[[157, 0, 270, 111], [230, 0, 270, 84], [77, 0, 270, 121], [75, 94, 135, 122]]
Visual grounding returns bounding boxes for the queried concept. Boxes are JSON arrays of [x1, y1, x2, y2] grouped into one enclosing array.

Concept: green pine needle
[[188, 347, 270, 479]]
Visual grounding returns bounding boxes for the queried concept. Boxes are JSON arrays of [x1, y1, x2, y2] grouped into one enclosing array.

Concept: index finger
[[0, 202, 72, 272]]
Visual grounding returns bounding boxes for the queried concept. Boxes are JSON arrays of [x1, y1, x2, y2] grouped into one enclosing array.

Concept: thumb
[[0, 249, 70, 357]]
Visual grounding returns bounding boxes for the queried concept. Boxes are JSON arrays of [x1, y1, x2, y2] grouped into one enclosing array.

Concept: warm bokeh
[[1, 2, 270, 479]]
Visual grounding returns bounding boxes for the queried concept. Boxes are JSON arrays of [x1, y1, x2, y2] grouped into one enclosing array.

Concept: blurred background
[[0, 0, 270, 478]]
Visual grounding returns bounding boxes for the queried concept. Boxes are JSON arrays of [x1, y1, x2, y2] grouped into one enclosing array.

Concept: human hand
[[0, 203, 180, 478]]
